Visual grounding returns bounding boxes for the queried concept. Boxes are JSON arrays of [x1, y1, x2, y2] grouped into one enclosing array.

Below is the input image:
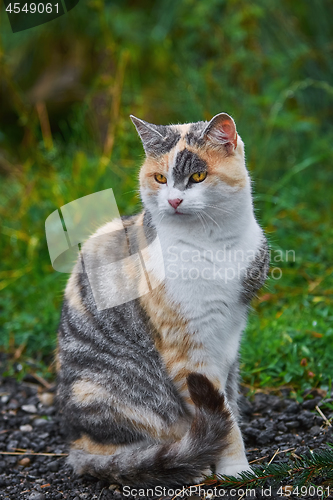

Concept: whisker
[[202, 210, 221, 230], [204, 204, 234, 215], [155, 211, 165, 227], [197, 212, 208, 233]]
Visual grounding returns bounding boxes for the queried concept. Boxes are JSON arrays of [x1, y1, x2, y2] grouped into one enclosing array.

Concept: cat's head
[[131, 113, 249, 225]]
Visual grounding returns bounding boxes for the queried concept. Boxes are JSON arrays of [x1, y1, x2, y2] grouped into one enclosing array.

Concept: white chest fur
[[153, 206, 263, 391]]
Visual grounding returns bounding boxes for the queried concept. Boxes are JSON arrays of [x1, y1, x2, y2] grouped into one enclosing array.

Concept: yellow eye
[[155, 173, 167, 184], [190, 171, 207, 183]]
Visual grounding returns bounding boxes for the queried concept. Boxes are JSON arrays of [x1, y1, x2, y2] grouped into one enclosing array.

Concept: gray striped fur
[[68, 374, 232, 488], [173, 149, 207, 188], [57, 216, 187, 445]]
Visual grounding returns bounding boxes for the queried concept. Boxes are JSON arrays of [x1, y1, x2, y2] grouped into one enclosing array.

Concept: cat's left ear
[[130, 115, 164, 155], [202, 113, 237, 152]]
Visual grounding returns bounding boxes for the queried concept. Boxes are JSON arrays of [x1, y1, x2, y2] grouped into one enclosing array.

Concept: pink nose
[[168, 198, 183, 209]]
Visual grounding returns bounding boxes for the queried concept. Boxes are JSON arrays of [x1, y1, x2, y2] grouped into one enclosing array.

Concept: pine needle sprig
[[201, 447, 333, 491], [292, 449, 333, 487], [205, 462, 291, 490]]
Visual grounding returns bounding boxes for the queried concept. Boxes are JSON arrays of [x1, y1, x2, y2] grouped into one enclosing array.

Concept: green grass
[[0, 0, 332, 392]]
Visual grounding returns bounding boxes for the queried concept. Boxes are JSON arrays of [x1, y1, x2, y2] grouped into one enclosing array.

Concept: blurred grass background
[[0, 0, 332, 394]]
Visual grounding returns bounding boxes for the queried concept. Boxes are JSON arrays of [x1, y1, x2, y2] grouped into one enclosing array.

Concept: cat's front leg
[[215, 419, 251, 477]]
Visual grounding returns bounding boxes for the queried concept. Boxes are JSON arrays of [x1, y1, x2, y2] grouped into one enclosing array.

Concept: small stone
[[29, 493, 45, 500], [48, 460, 60, 472], [8, 399, 19, 409], [309, 425, 321, 436], [297, 415, 314, 430], [38, 392, 54, 406], [285, 420, 300, 429], [264, 421, 275, 432], [239, 395, 253, 416], [251, 417, 266, 429], [20, 424, 33, 432], [271, 396, 285, 411], [109, 483, 121, 492], [243, 426, 260, 438], [18, 457, 31, 467], [33, 418, 48, 427], [252, 393, 269, 412], [6, 440, 18, 452], [22, 404, 38, 414], [276, 422, 287, 432], [1, 395, 9, 403], [43, 406, 56, 416], [302, 397, 321, 410], [285, 402, 300, 414], [257, 430, 272, 445], [39, 432, 49, 439]]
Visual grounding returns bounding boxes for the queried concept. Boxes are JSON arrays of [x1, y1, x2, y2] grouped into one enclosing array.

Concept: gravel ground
[[0, 376, 333, 500]]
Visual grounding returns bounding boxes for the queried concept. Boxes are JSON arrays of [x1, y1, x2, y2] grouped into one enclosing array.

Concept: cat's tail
[[68, 373, 233, 488]]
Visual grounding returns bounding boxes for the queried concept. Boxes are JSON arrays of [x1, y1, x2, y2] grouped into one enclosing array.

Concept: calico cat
[[57, 112, 269, 487]]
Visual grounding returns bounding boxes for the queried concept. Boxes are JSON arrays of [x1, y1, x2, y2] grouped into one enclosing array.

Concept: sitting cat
[[56, 112, 269, 487]]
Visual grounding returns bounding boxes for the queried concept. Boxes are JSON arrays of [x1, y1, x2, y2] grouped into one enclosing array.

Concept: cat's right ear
[[130, 115, 164, 155], [202, 113, 238, 153]]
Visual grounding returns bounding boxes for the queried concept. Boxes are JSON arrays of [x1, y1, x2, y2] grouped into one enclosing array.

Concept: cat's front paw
[[217, 462, 252, 478]]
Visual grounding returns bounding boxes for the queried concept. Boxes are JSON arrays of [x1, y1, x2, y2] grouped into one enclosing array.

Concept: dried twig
[[98, 488, 105, 499], [249, 455, 268, 464], [250, 447, 295, 465], [103, 50, 129, 159], [263, 448, 280, 473], [316, 404, 332, 426], [31, 373, 53, 390], [0, 451, 67, 456], [36, 101, 53, 150]]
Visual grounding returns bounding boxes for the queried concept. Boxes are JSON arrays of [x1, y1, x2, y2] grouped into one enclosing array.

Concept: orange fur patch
[[139, 156, 169, 193], [183, 142, 247, 189], [71, 376, 188, 441], [64, 272, 87, 315], [72, 379, 110, 404], [55, 345, 61, 372], [204, 147, 247, 189], [139, 281, 207, 408], [71, 435, 120, 455]]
